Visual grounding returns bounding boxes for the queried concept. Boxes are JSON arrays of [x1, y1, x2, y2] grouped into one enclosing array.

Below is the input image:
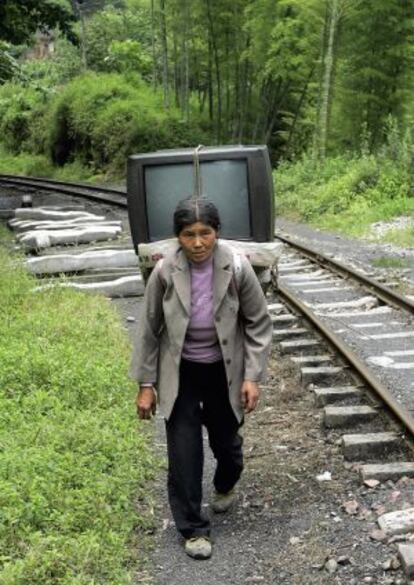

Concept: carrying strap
[[232, 251, 242, 292]]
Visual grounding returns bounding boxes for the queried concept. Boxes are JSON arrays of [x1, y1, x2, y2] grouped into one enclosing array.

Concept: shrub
[[48, 72, 210, 172], [0, 83, 48, 153]]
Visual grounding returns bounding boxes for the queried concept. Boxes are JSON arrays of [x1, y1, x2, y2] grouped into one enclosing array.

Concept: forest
[[0, 0, 414, 236]]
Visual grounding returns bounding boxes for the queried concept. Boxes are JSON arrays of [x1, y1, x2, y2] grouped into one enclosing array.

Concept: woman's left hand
[[241, 380, 259, 414]]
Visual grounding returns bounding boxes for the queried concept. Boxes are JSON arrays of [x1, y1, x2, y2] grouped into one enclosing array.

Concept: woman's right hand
[[136, 385, 157, 420]]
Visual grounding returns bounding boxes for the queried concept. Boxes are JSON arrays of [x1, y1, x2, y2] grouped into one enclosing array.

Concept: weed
[[0, 242, 157, 583], [371, 256, 411, 269]]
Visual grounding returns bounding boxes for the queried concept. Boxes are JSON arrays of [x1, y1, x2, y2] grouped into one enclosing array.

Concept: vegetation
[[0, 232, 156, 583], [371, 257, 411, 269], [275, 118, 414, 242]]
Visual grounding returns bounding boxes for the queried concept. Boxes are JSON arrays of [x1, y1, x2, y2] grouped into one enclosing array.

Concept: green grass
[[0, 146, 119, 185], [371, 256, 411, 269], [275, 154, 414, 240], [381, 225, 414, 247], [0, 231, 157, 584]]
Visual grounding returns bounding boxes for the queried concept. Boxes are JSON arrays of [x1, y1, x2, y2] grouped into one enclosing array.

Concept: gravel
[[276, 218, 414, 296]]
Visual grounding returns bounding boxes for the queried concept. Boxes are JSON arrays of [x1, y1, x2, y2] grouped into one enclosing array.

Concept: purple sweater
[[181, 255, 222, 363]]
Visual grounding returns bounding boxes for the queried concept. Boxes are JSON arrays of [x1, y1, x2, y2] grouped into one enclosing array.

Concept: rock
[[337, 556, 351, 565], [344, 500, 359, 515], [126, 316, 136, 322], [364, 479, 380, 489], [325, 559, 338, 574], [289, 536, 301, 545], [316, 471, 332, 482], [382, 556, 400, 571], [369, 529, 387, 542]]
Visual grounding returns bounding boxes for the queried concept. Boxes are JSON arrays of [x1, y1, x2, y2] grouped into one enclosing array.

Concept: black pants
[[165, 359, 243, 539]]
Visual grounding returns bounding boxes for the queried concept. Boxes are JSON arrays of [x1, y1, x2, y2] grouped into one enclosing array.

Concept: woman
[[130, 197, 272, 560]]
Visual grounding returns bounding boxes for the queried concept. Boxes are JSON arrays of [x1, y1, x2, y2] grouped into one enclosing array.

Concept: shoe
[[184, 536, 212, 560], [211, 488, 236, 513]]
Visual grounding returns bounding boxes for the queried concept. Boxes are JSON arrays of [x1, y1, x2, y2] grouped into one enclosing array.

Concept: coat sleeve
[[129, 261, 165, 385], [238, 257, 273, 382]]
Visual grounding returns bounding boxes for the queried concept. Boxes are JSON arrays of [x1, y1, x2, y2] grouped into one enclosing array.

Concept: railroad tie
[[324, 405, 377, 428], [279, 338, 321, 355], [360, 462, 414, 482], [313, 386, 362, 406], [300, 366, 344, 386], [341, 432, 400, 460]]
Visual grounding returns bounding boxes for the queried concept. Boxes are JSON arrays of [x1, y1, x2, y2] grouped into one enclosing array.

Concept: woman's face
[[178, 221, 218, 263]]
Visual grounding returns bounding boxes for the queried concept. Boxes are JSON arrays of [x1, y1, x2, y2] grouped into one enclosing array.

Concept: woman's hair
[[173, 197, 221, 236]]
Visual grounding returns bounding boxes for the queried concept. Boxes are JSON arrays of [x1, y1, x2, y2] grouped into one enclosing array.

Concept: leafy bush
[[0, 83, 49, 153], [0, 241, 156, 583], [276, 151, 413, 235], [48, 72, 209, 172]]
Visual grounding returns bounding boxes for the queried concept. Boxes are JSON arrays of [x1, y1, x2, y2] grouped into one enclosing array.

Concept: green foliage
[[276, 146, 414, 236], [0, 0, 76, 45], [371, 256, 411, 269], [381, 225, 414, 248], [0, 145, 54, 176], [48, 72, 209, 171], [0, 243, 156, 583], [83, 5, 152, 76], [0, 41, 20, 83], [0, 83, 49, 153]]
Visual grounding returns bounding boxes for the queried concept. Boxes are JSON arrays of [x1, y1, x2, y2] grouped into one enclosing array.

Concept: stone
[[369, 529, 387, 542], [343, 500, 359, 515], [361, 463, 414, 482], [291, 355, 333, 366], [35, 275, 144, 298], [26, 249, 138, 275], [279, 339, 321, 355], [341, 432, 400, 460], [270, 313, 298, 324], [398, 543, 414, 579], [364, 479, 380, 489], [273, 327, 308, 340], [313, 386, 362, 406], [301, 366, 344, 386], [378, 508, 414, 536], [325, 559, 338, 574], [324, 405, 377, 428]]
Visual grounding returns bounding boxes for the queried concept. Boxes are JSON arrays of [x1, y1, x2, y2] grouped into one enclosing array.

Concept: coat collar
[[170, 241, 234, 316]]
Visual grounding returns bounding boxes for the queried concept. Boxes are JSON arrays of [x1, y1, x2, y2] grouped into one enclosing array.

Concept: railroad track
[[2, 175, 414, 580], [0, 174, 127, 208]]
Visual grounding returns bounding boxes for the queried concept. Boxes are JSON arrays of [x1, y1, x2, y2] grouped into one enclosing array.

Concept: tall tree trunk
[[172, 30, 180, 107], [207, 34, 214, 122], [317, 0, 341, 159], [150, 0, 157, 91], [182, 0, 190, 121], [286, 65, 316, 155], [206, 0, 222, 142], [159, 0, 169, 109]]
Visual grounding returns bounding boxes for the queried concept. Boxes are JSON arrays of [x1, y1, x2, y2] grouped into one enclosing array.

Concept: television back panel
[[127, 145, 274, 250]]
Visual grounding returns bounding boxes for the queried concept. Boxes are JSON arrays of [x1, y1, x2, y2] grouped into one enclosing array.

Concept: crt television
[[126, 145, 274, 253]]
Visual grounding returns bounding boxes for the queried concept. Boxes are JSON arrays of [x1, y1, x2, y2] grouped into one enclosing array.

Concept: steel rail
[[278, 284, 414, 437], [0, 174, 127, 208], [276, 233, 414, 315]]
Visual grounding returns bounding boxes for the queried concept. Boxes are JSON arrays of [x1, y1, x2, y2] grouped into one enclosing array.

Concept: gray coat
[[129, 241, 273, 422]]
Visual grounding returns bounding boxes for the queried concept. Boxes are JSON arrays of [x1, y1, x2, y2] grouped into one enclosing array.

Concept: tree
[[0, 0, 76, 44]]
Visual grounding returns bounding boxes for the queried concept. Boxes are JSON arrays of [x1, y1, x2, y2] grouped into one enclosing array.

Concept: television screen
[[145, 160, 251, 241]]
